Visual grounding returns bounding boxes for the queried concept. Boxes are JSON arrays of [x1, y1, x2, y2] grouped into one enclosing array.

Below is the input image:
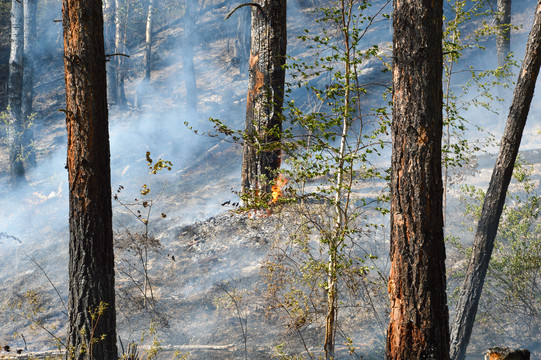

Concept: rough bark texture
[[183, 0, 198, 112], [22, 0, 37, 168], [449, 4, 541, 360], [241, 0, 287, 193], [62, 0, 117, 359], [104, 0, 117, 104], [496, 0, 511, 67], [387, 0, 450, 359], [8, 0, 25, 183]]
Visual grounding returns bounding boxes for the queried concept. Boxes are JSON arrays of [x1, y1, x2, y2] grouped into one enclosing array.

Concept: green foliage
[[453, 156, 541, 347], [114, 152, 172, 312]]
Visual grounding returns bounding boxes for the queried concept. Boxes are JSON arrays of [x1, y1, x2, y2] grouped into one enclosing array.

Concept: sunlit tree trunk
[[22, 0, 37, 168], [449, 4, 541, 360], [496, 0, 511, 67], [183, 0, 198, 112], [387, 0, 450, 359], [241, 0, 287, 194], [8, 0, 25, 184], [62, 0, 117, 358], [115, 0, 127, 108], [104, 0, 117, 105], [144, 0, 154, 83]]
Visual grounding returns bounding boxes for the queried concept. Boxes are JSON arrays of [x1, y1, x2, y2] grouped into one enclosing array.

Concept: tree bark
[[144, 0, 154, 83], [115, 0, 127, 108], [241, 0, 287, 194], [62, 0, 117, 359], [183, 0, 198, 112], [22, 0, 37, 168], [496, 0, 511, 68], [8, 0, 25, 184], [104, 0, 117, 105], [449, 4, 541, 360], [387, 0, 450, 359]]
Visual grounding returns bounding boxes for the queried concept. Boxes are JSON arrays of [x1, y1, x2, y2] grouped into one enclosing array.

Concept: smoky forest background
[[0, 0, 540, 359]]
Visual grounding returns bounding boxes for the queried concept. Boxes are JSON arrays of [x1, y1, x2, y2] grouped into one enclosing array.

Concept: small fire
[[270, 174, 288, 204]]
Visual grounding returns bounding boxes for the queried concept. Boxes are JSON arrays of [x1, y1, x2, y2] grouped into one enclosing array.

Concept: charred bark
[[241, 0, 287, 194], [449, 4, 541, 360], [387, 0, 450, 359], [62, 0, 117, 359], [496, 0, 511, 67], [8, 0, 25, 184], [22, 0, 37, 168], [183, 0, 198, 112], [104, 0, 117, 105]]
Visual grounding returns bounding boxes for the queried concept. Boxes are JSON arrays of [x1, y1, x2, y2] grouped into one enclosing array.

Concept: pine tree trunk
[[387, 0, 450, 359], [183, 0, 198, 112], [8, 0, 25, 184], [62, 0, 117, 359], [449, 5, 541, 360], [104, 0, 117, 105], [22, 0, 37, 168], [241, 0, 287, 193], [496, 0, 511, 67]]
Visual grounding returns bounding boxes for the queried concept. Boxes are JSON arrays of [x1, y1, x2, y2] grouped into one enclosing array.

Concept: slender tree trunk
[[183, 0, 198, 112], [241, 0, 287, 194], [22, 0, 37, 168], [8, 0, 25, 184], [236, 6, 250, 75], [144, 0, 154, 83], [449, 4, 541, 360], [104, 0, 117, 105], [115, 0, 127, 108], [496, 0, 511, 68], [62, 0, 117, 358], [387, 0, 450, 359]]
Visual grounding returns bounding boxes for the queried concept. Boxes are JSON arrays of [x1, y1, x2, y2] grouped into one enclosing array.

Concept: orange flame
[[270, 174, 288, 204]]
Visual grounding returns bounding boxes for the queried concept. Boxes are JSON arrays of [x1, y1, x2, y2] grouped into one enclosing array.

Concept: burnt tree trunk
[[22, 0, 37, 168], [104, 0, 117, 105], [496, 0, 511, 67], [241, 0, 287, 194], [183, 0, 198, 112], [449, 4, 541, 360], [8, 0, 25, 184], [387, 0, 450, 359], [62, 0, 117, 359]]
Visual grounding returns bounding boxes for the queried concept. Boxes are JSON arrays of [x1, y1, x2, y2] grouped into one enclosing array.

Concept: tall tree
[[114, 0, 127, 108], [8, 0, 25, 184], [496, 0, 511, 67], [183, 0, 197, 112], [387, 0, 450, 358], [104, 0, 117, 105], [241, 0, 287, 193], [143, 0, 154, 83], [62, 0, 117, 358], [449, 4, 541, 359], [22, 0, 37, 168]]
